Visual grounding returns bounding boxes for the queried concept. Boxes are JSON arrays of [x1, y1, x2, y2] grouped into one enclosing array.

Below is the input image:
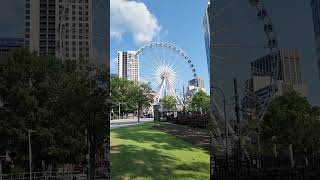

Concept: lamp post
[[28, 129, 36, 180], [118, 102, 121, 119], [212, 86, 228, 155]]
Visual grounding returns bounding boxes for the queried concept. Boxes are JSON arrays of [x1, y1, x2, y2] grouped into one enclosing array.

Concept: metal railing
[[1, 171, 87, 180], [211, 154, 320, 180]]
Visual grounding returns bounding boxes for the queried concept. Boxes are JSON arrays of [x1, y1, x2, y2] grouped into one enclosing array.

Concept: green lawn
[[110, 123, 210, 180]]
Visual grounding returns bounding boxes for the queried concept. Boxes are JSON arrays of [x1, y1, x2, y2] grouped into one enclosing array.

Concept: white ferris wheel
[[135, 42, 198, 105]]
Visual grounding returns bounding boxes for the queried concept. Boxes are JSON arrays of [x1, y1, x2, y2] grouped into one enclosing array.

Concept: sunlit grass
[[110, 123, 210, 180]]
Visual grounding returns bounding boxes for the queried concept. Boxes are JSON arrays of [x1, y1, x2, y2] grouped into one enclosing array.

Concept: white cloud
[[111, 0, 162, 45]]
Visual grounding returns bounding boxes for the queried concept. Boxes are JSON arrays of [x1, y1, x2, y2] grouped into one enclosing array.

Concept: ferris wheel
[[207, 0, 280, 152], [135, 42, 197, 104], [209, 0, 279, 121]]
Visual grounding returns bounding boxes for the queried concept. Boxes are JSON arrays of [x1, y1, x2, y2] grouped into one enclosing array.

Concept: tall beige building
[[242, 49, 307, 120], [117, 51, 139, 82], [25, 0, 92, 60]]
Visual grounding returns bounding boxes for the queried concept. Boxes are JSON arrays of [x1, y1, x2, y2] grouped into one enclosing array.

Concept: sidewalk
[[110, 118, 154, 128]]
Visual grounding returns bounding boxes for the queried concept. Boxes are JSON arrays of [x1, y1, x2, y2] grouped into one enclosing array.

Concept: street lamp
[[212, 86, 229, 155], [118, 102, 121, 119], [118, 102, 128, 119], [28, 129, 36, 180]]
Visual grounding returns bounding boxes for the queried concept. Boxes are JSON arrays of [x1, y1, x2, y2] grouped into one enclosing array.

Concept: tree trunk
[[138, 107, 140, 123], [289, 144, 295, 167]]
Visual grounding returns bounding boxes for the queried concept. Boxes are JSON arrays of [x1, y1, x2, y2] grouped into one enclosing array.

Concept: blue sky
[[110, 0, 210, 91], [0, 0, 318, 104], [111, 0, 320, 105]]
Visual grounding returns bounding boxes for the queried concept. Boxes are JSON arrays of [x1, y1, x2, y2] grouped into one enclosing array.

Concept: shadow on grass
[[112, 123, 195, 151], [110, 144, 209, 180]]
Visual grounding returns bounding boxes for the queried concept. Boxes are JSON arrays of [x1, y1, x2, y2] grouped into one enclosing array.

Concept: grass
[[110, 123, 210, 180]]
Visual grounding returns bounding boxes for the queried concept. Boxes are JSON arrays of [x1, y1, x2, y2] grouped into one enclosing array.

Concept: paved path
[[110, 118, 154, 128]]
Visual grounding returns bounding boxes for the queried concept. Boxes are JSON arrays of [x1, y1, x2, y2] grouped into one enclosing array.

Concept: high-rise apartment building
[[311, 0, 320, 79], [117, 51, 139, 82], [25, 0, 92, 60]]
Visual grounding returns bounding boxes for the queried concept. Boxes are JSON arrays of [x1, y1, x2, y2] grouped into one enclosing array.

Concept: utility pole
[[212, 87, 228, 155], [28, 130, 36, 180], [234, 78, 241, 164], [118, 102, 121, 119], [29, 130, 32, 180], [0, 158, 2, 180]]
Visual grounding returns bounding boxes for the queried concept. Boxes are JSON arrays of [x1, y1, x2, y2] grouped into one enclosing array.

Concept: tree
[[111, 78, 137, 116], [162, 96, 177, 111], [258, 91, 320, 155], [190, 90, 210, 112], [0, 48, 108, 176], [111, 78, 153, 119], [134, 83, 153, 122]]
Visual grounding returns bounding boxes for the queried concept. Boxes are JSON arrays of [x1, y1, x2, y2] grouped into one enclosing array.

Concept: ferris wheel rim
[[212, 0, 280, 120], [135, 41, 198, 78]]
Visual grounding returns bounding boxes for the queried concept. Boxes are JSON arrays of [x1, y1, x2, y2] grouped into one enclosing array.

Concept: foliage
[[110, 78, 153, 117], [0, 48, 108, 171], [257, 91, 320, 154], [162, 96, 177, 111], [190, 90, 210, 112]]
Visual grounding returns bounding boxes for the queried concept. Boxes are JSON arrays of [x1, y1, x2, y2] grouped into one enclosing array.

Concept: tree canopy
[[0, 48, 108, 172], [110, 77, 153, 117], [162, 96, 177, 111], [258, 91, 320, 154], [189, 90, 210, 112]]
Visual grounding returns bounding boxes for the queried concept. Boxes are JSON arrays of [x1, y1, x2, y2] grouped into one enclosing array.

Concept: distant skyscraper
[[186, 77, 206, 99], [0, 38, 24, 56], [311, 0, 320, 79], [25, 0, 92, 60], [242, 49, 307, 119], [188, 77, 205, 89], [251, 49, 303, 85], [117, 51, 139, 82]]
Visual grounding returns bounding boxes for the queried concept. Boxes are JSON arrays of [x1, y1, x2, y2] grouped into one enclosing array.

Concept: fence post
[[289, 144, 295, 168], [304, 148, 309, 167]]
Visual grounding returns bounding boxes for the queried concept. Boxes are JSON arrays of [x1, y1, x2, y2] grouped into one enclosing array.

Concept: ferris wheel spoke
[[153, 49, 162, 64], [136, 42, 198, 102]]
